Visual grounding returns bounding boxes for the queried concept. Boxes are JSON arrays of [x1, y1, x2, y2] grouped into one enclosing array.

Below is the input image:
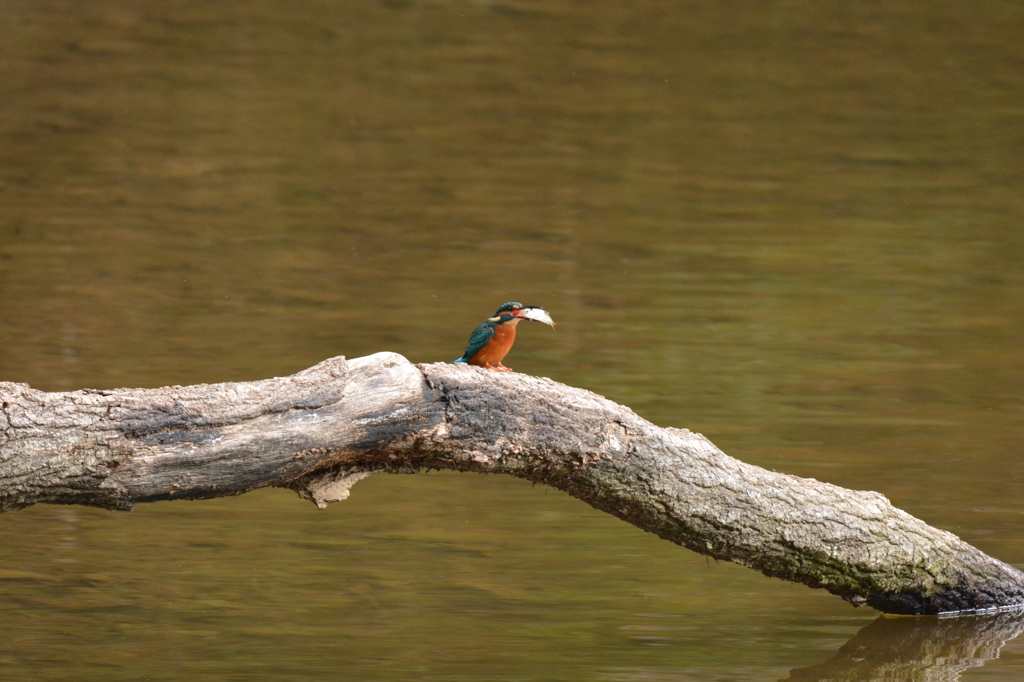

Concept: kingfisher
[[453, 301, 555, 371]]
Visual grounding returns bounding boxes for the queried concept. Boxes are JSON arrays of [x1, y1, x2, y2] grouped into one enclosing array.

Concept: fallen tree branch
[[2, 352, 1023, 615]]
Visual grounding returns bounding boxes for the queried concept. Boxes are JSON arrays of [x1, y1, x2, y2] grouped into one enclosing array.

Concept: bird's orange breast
[[469, 324, 517, 366]]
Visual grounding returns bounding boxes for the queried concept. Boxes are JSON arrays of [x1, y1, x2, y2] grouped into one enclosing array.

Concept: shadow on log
[[2, 352, 1024, 615]]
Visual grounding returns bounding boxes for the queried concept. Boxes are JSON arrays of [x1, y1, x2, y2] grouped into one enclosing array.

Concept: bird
[[453, 301, 555, 371]]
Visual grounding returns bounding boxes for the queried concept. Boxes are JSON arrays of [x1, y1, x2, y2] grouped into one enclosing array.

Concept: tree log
[[2, 352, 1023, 615]]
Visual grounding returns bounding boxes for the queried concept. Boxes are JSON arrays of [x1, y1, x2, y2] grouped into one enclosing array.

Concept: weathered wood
[[2, 352, 1023, 615]]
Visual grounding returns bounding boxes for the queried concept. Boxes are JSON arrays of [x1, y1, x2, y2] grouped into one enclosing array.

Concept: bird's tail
[[452, 357, 468, 364]]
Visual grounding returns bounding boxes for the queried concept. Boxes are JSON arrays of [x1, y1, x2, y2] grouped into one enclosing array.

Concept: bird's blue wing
[[454, 322, 495, 363]]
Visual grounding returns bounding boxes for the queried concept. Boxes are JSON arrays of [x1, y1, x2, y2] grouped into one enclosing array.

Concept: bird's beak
[[518, 306, 556, 328]]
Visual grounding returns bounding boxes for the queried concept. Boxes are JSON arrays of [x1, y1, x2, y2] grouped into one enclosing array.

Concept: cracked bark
[[2, 352, 1023, 615]]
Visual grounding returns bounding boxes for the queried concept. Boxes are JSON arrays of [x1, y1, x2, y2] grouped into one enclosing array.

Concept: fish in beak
[[518, 306, 555, 328]]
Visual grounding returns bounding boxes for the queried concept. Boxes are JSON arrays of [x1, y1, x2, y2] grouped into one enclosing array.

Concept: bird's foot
[[483, 362, 513, 372]]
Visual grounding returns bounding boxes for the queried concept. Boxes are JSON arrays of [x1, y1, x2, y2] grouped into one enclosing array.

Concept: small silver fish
[[520, 306, 555, 327]]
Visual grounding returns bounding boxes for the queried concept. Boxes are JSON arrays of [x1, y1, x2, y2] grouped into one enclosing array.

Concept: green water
[[2, 1, 1024, 679]]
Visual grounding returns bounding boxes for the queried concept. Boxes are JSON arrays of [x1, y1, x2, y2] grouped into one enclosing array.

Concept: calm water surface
[[2, 1, 1024, 679]]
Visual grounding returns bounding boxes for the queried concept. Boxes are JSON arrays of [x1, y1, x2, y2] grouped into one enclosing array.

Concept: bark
[[2, 352, 1023, 615]]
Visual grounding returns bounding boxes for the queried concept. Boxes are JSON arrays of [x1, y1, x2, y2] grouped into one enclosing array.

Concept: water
[[2, 1, 1024, 679]]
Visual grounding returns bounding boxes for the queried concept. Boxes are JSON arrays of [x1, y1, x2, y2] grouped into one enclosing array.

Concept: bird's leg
[[496, 362, 512, 372], [483, 362, 503, 372]]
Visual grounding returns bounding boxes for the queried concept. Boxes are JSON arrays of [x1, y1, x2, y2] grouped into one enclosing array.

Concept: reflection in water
[[786, 611, 1024, 681]]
